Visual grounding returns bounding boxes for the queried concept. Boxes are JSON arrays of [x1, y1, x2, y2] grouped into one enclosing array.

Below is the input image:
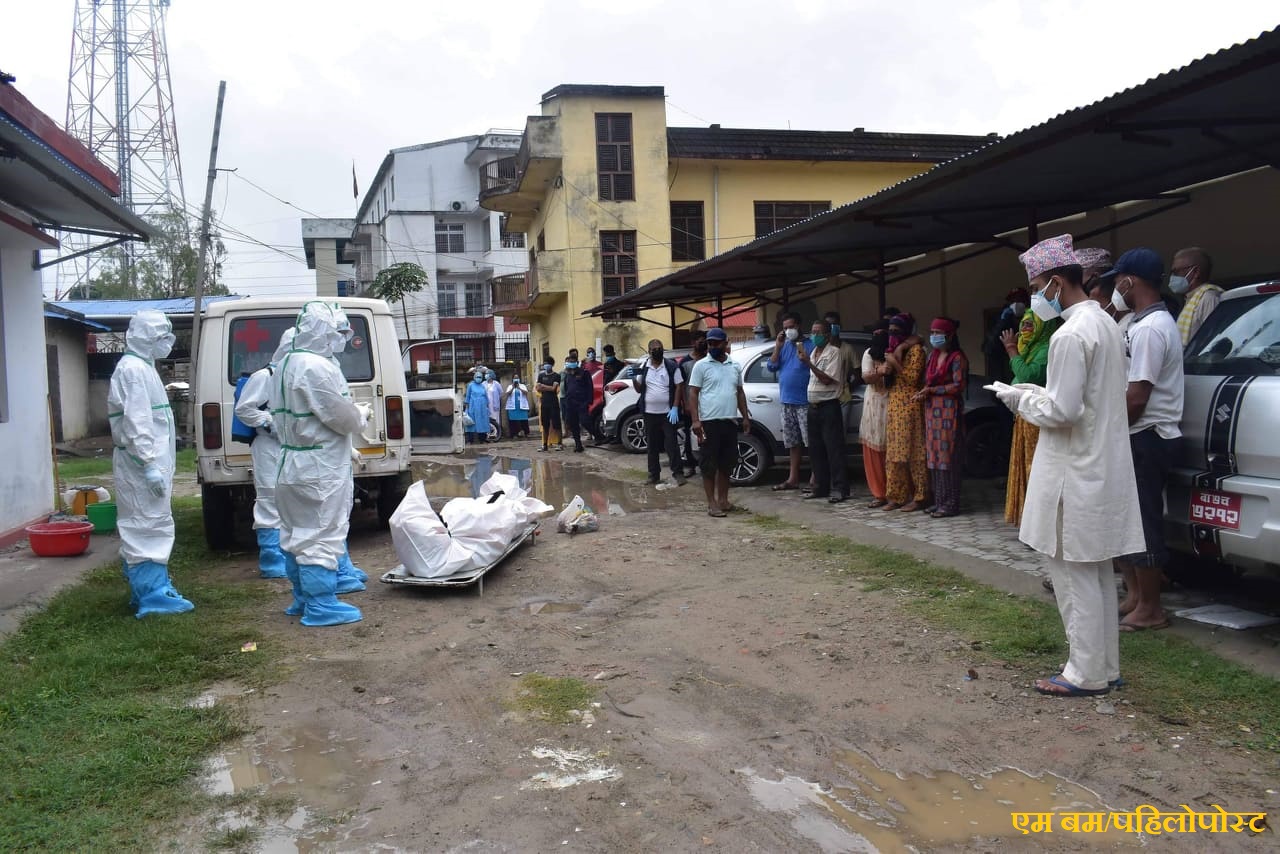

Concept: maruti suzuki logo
[[1214, 404, 1232, 424]]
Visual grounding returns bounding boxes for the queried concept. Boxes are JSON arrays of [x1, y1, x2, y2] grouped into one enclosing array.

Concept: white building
[[345, 132, 531, 363], [300, 218, 357, 296], [0, 78, 151, 541]]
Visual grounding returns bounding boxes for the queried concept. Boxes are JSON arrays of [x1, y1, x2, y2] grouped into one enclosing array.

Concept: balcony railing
[[491, 273, 531, 314], [479, 157, 519, 195]]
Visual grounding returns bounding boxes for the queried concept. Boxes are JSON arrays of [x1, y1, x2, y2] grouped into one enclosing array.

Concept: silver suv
[[1163, 282, 1280, 575]]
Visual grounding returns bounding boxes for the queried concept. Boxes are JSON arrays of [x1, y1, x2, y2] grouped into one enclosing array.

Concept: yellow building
[[480, 84, 990, 361]]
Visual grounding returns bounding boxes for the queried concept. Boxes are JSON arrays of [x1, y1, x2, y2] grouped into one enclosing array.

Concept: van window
[[228, 315, 375, 384], [1184, 293, 1280, 377]]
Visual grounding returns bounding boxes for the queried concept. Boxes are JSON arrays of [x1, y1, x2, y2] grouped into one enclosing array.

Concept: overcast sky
[[7, 1, 1278, 299]]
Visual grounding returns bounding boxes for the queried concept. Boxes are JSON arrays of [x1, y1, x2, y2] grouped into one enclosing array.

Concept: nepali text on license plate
[[1190, 489, 1242, 530]]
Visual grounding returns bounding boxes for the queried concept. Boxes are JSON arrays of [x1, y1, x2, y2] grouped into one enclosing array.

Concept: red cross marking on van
[[234, 319, 272, 351]]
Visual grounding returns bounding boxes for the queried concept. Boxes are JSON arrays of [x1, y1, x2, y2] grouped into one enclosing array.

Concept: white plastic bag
[[390, 481, 476, 578], [556, 495, 586, 532]]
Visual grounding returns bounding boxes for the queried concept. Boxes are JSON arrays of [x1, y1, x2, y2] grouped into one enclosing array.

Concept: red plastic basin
[[26, 520, 95, 557]]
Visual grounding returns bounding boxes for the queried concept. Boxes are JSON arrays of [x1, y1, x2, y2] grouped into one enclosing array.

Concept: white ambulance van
[[195, 297, 419, 549]]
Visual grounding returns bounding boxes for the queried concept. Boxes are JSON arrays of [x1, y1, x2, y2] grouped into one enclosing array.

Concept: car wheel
[[620, 412, 647, 453], [730, 432, 771, 486], [201, 484, 236, 551], [963, 417, 1010, 480], [376, 479, 408, 529], [487, 418, 501, 442]]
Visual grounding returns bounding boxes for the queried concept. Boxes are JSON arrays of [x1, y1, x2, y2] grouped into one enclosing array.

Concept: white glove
[[350, 445, 362, 463], [985, 381, 1024, 411], [355, 402, 373, 428], [143, 464, 167, 497]]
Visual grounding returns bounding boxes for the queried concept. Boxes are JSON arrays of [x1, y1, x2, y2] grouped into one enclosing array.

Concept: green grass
[[748, 513, 1280, 752], [510, 673, 597, 724], [57, 447, 197, 482], [0, 497, 283, 851]]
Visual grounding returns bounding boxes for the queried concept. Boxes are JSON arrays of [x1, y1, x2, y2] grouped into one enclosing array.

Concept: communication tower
[[56, 0, 186, 297]]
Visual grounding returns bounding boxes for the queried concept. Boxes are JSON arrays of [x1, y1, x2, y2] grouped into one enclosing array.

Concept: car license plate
[[1190, 489, 1242, 530]]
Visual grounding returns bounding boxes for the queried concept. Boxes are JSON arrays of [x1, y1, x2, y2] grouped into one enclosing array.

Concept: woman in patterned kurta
[[860, 324, 891, 506], [1001, 309, 1059, 524], [919, 318, 968, 517], [883, 314, 929, 510]]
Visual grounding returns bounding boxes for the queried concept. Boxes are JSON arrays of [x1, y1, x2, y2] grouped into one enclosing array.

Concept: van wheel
[[201, 484, 236, 551], [730, 432, 771, 486], [620, 412, 647, 453], [377, 481, 407, 529]]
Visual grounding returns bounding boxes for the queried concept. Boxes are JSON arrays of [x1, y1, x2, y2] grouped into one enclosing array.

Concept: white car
[[1163, 281, 1280, 576]]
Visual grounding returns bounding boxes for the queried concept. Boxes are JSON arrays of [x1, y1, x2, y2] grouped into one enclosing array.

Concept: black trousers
[[564, 400, 589, 447], [679, 411, 697, 471], [807, 399, 847, 497], [644, 412, 682, 479]]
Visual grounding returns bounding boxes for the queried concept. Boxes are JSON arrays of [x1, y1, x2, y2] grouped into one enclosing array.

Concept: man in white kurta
[[993, 235, 1144, 696]]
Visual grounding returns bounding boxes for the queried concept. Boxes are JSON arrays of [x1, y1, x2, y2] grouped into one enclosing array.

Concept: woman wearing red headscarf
[[916, 317, 968, 517]]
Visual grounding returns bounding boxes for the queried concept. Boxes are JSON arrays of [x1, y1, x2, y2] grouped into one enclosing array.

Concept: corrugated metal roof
[[50, 295, 245, 319], [43, 308, 111, 331], [588, 26, 1280, 316], [667, 127, 994, 163]]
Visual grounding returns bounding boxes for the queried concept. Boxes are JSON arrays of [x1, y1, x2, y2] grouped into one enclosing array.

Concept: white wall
[[48, 321, 90, 441], [0, 247, 55, 535]]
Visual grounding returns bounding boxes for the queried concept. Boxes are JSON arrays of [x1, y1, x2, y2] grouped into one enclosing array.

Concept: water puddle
[[524, 600, 584, 615], [520, 745, 621, 790], [192, 725, 391, 851], [741, 749, 1134, 852], [411, 453, 676, 515]]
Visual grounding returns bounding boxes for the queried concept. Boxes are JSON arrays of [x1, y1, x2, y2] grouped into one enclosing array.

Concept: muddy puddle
[[192, 727, 396, 852], [411, 452, 678, 515], [741, 749, 1134, 852]]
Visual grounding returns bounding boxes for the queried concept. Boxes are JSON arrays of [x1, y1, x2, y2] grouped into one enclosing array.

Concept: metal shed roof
[[50, 295, 245, 321], [588, 26, 1280, 317]]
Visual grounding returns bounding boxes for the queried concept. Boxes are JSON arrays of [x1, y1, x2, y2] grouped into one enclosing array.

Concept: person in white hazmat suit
[[108, 310, 195, 618], [235, 327, 366, 591], [271, 303, 371, 627], [233, 328, 294, 578], [991, 235, 1143, 697]]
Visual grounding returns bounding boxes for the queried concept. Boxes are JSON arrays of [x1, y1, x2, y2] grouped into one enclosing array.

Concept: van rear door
[[403, 339, 464, 455]]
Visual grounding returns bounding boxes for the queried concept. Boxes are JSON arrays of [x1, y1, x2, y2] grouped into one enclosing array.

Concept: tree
[[371, 262, 429, 340], [72, 208, 229, 300]]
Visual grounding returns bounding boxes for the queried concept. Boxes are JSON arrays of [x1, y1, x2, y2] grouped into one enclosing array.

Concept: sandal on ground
[[930, 511, 956, 518], [1042, 577, 1055, 592], [899, 501, 923, 512], [802, 491, 830, 500], [1034, 674, 1110, 697], [1119, 619, 1170, 633], [771, 482, 800, 491], [867, 498, 888, 508], [707, 507, 727, 518], [882, 502, 902, 511]]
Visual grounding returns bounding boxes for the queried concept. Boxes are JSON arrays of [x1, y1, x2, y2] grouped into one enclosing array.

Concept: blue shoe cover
[[337, 548, 368, 584], [298, 565, 362, 627], [256, 528, 288, 579], [127, 561, 195, 619], [123, 559, 138, 609], [283, 552, 304, 616]]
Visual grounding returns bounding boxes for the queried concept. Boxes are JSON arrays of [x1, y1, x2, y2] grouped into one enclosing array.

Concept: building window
[[435, 222, 465, 253], [504, 341, 530, 362], [753, 201, 831, 237], [464, 282, 487, 317], [438, 282, 459, 318], [670, 201, 705, 261], [500, 227, 525, 249], [600, 230, 638, 319], [595, 113, 634, 201]]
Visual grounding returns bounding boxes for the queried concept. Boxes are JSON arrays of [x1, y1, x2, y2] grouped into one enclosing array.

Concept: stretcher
[[379, 522, 538, 595]]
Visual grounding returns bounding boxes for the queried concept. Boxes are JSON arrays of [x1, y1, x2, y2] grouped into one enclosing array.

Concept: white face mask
[[1030, 280, 1061, 321], [784, 327, 799, 342], [1111, 278, 1131, 312], [1168, 273, 1191, 295]]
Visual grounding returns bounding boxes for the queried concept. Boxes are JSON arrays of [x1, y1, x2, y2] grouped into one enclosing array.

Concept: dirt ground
[[175, 444, 1277, 853]]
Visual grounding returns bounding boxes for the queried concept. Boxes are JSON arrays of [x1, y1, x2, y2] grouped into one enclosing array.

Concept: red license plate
[[1190, 489, 1242, 530]]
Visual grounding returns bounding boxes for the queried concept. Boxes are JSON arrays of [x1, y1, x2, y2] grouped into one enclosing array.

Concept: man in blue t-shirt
[[765, 311, 813, 490]]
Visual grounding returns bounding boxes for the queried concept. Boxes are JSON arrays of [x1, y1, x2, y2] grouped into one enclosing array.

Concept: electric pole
[[189, 80, 226, 414]]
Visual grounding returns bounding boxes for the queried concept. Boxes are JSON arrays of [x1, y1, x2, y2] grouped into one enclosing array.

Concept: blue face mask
[[541, 364, 551, 373], [827, 322, 841, 338], [929, 333, 947, 349], [564, 361, 579, 370], [1031, 279, 1063, 321]]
